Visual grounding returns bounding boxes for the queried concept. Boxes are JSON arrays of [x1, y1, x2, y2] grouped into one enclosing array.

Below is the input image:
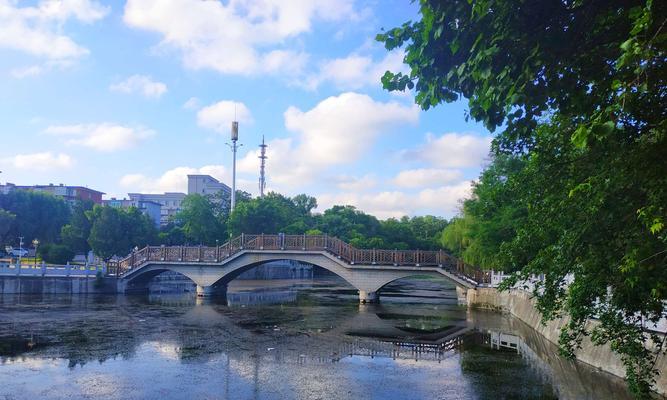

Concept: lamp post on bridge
[[32, 239, 39, 269], [17, 236, 23, 269], [4, 245, 12, 266]]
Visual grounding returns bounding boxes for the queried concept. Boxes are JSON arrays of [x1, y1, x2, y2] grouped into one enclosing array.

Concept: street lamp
[[17, 236, 23, 268], [4, 246, 12, 265], [32, 239, 39, 268]]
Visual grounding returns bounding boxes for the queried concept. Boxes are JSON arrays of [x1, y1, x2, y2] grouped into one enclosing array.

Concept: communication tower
[[258, 135, 267, 197]]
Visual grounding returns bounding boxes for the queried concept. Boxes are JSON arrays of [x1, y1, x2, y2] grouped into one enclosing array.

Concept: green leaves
[[87, 205, 157, 260], [572, 120, 616, 149]]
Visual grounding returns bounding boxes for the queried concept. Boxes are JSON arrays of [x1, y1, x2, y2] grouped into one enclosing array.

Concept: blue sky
[[0, 0, 493, 219]]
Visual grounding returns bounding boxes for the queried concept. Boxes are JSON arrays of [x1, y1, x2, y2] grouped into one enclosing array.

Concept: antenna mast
[[229, 120, 240, 211], [258, 135, 267, 197]]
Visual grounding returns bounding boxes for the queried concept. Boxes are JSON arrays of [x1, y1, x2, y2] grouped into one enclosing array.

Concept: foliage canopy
[[378, 0, 666, 396]]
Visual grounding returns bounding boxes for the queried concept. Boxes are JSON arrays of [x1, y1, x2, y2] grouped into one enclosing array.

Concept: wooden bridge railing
[[108, 234, 490, 285]]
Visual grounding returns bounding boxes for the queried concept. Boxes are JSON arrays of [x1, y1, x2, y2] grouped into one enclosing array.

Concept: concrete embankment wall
[[0, 276, 118, 294], [467, 287, 667, 396]]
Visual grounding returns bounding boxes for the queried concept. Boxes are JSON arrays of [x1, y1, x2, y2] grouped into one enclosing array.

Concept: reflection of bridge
[[110, 234, 487, 302]]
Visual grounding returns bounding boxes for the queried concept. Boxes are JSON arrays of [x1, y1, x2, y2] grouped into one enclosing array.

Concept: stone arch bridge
[[109, 234, 488, 303]]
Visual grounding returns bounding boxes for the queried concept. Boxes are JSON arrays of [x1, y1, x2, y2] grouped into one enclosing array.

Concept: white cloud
[[10, 65, 43, 78], [305, 50, 406, 90], [0, 0, 109, 62], [392, 168, 463, 188], [316, 181, 472, 219], [405, 132, 492, 168], [109, 75, 168, 98], [120, 165, 229, 193], [182, 97, 200, 110], [44, 123, 155, 152], [237, 92, 419, 188], [283, 92, 418, 166], [332, 174, 377, 191], [197, 101, 252, 134], [123, 0, 358, 76], [2, 152, 74, 171]]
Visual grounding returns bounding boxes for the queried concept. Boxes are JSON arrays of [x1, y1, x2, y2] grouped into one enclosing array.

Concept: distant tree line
[[0, 189, 448, 263]]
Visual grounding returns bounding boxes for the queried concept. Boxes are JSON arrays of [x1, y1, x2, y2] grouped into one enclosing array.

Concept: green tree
[[313, 205, 381, 242], [292, 194, 317, 216], [38, 243, 75, 265], [87, 205, 157, 260], [123, 207, 158, 248], [87, 206, 127, 260], [60, 200, 94, 254], [0, 190, 70, 243], [440, 216, 471, 258], [0, 209, 16, 244], [228, 192, 300, 236], [158, 223, 186, 245], [379, 1, 666, 396], [404, 215, 449, 249], [175, 194, 225, 245], [377, 0, 664, 152]]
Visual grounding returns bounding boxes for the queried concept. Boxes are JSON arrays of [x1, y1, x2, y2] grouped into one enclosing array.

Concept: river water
[[0, 277, 633, 400]]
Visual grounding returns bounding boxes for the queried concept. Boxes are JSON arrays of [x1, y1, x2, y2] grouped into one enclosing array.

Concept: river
[[0, 276, 633, 399]]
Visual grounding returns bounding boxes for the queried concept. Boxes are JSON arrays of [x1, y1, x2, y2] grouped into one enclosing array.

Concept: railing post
[[303, 233, 306, 250], [372, 248, 376, 265], [179, 246, 184, 261], [324, 234, 328, 250], [216, 245, 220, 262], [198, 245, 203, 262], [260, 233, 264, 250], [393, 249, 397, 266], [241, 233, 245, 249], [161, 245, 166, 261]]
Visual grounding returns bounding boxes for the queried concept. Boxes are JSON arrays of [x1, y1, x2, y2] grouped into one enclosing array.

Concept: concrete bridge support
[[456, 287, 468, 305], [358, 290, 379, 304], [196, 285, 218, 297]]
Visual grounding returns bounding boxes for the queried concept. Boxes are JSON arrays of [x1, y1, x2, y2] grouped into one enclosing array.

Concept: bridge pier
[[456, 287, 468, 305], [196, 285, 227, 298], [358, 290, 379, 304]]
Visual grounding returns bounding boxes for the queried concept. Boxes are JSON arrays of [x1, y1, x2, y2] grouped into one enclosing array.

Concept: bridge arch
[[120, 267, 199, 294], [206, 252, 359, 290], [119, 250, 473, 302]]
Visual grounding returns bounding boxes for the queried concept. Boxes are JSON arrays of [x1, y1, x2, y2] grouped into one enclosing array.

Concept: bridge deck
[[109, 234, 489, 285]]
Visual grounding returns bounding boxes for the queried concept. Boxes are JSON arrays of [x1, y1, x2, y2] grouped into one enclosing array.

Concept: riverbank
[[467, 287, 667, 396]]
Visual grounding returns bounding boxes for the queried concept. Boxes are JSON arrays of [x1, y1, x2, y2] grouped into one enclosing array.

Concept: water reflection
[[0, 279, 633, 400]]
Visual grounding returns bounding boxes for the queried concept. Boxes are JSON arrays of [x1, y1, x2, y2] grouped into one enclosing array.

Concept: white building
[[103, 198, 162, 228], [125, 175, 232, 227], [187, 174, 231, 203], [128, 192, 186, 226]]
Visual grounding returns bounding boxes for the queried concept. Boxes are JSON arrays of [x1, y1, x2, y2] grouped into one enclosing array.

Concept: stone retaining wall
[[467, 287, 666, 396], [0, 276, 117, 294]]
